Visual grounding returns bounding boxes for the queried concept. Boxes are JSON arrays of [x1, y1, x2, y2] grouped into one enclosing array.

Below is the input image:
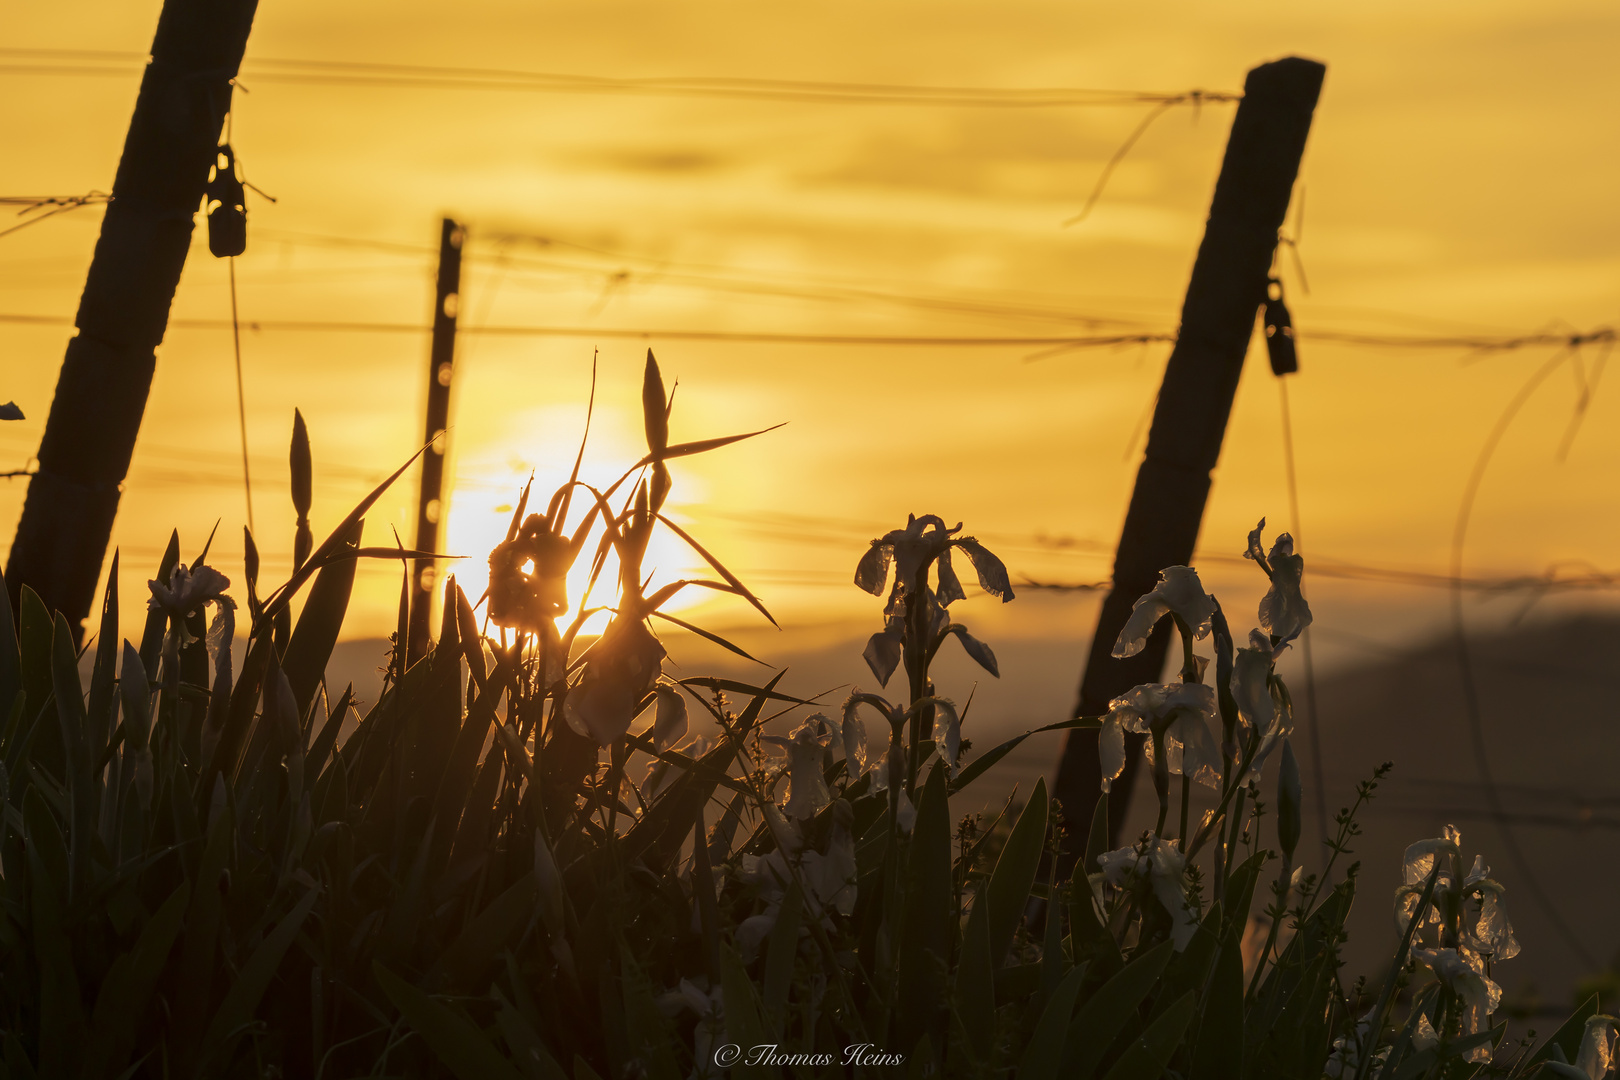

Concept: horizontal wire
[[0, 48, 1239, 108]]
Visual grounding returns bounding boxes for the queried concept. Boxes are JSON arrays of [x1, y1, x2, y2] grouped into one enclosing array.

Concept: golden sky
[[2, 0, 1617, 660]]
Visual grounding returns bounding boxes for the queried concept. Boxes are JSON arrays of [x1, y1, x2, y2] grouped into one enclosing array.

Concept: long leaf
[[654, 513, 777, 627], [984, 776, 1048, 969], [50, 613, 94, 904], [1019, 964, 1089, 1080], [950, 716, 1099, 794], [258, 443, 428, 625], [374, 962, 525, 1080], [1099, 990, 1197, 1080], [895, 765, 954, 1056], [198, 887, 319, 1068], [1061, 940, 1173, 1078], [281, 517, 363, 716]]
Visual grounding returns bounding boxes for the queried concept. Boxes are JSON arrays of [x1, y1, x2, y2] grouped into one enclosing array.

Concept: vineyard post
[[1052, 56, 1325, 852], [5, 0, 261, 638], [407, 217, 464, 663]]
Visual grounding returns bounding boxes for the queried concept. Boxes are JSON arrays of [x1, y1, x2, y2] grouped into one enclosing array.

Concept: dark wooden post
[[407, 218, 463, 662], [1052, 56, 1325, 850], [5, 0, 260, 637]]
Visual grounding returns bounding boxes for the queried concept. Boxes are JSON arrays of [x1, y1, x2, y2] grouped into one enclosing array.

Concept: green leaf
[[1525, 998, 1599, 1072], [1099, 989, 1196, 1080], [619, 946, 683, 1080], [762, 881, 804, 1034], [719, 946, 780, 1080], [83, 881, 190, 1078], [1188, 927, 1245, 1080], [433, 873, 538, 992], [493, 986, 569, 1080], [24, 787, 86, 1078], [281, 517, 362, 716], [1083, 792, 1110, 874], [137, 531, 179, 676], [0, 565, 20, 739], [1061, 940, 1173, 1078], [985, 776, 1048, 969], [198, 886, 319, 1069], [949, 717, 1098, 794], [51, 613, 95, 904], [85, 551, 119, 764], [953, 880, 995, 1059], [641, 349, 668, 455], [895, 765, 954, 1056], [1067, 860, 1123, 977], [1019, 964, 1089, 1080], [374, 962, 525, 1080]]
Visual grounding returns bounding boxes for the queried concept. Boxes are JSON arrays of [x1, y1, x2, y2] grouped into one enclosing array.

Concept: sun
[[438, 404, 711, 639]]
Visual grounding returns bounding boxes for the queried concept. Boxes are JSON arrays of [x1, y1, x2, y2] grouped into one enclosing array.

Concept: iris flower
[[762, 717, 834, 820], [1098, 682, 1220, 793], [1112, 566, 1215, 659], [1244, 519, 1312, 646], [147, 563, 234, 621], [1097, 837, 1199, 950]]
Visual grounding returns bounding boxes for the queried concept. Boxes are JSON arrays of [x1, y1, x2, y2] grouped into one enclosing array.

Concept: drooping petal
[[1167, 710, 1222, 790], [1244, 518, 1267, 565], [1113, 566, 1214, 658], [862, 626, 903, 686], [1230, 634, 1277, 733], [1099, 713, 1126, 793], [935, 548, 967, 606], [951, 625, 1000, 678], [930, 699, 961, 777], [840, 708, 868, 775], [953, 537, 1014, 602], [854, 541, 893, 596]]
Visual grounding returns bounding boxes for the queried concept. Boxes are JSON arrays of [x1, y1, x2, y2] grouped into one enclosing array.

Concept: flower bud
[[1278, 739, 1302, 861]]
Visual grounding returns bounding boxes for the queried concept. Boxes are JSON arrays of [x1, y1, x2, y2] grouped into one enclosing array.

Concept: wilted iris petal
[[841, 708, 868, 774], [935, 548, 967, 607], [862, 625, 903, 686], [1105, 682, 1218, 735], [1165, 711, 1222, 789], [1099, 713, 1125, 793], [952, 625, 1000, 678], [953, 537, 1014, 602], [1243, 518, 1267, 564], [1230, 634, 1277, 732], [1417, 947, 1500, 1058], [854, 540, 893, 596], [1258, 534, 1313, 644], [1575, 1017, 1618, 1080], [930, 699, 962, 777], [1112, 566, 1213, 658], [1402, 831, 1462, 888]]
